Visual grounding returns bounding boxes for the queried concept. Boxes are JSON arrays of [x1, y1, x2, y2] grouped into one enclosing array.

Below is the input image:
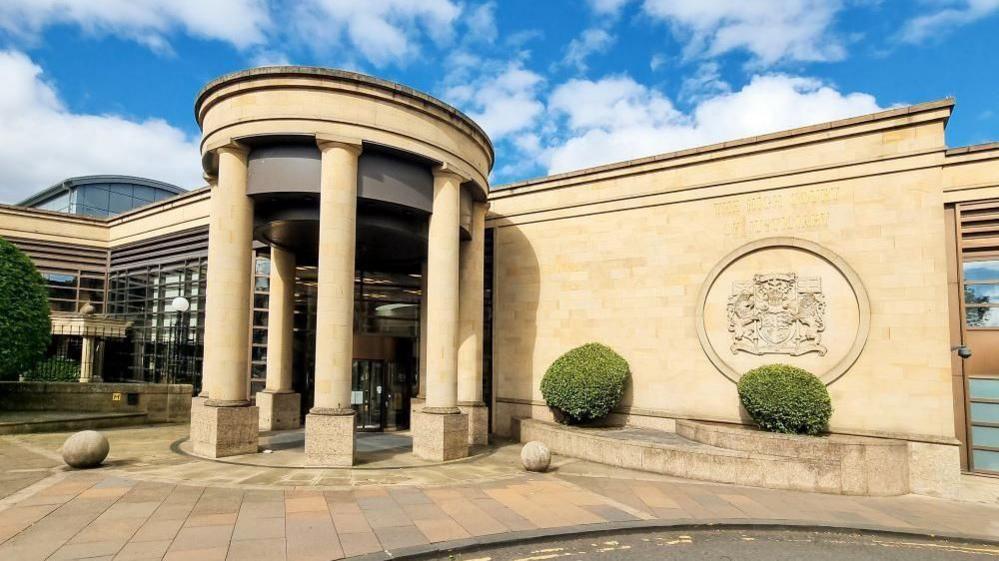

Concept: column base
[[190, 403, 259, 458], [410, 396, 425, 437], [257, 390, 302, 431], [413, 409, 469, 461], [458, 402, 489, 446], [304, 409, 355, 466]]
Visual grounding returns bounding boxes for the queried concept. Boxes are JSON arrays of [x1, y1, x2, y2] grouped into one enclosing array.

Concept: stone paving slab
[[0, 425, 998, 560]]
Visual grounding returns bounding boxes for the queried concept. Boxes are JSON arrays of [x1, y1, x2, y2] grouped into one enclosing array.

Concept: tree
[[0, 237, 51, 380], [965, 285, 990, 327]]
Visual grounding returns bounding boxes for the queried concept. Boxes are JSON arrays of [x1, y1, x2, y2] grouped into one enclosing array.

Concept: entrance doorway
[[351, 335, 414, 431], [352, 356, 412, 431], [353, 359, 385, 430], [950, 200, 999, 475], [279, 266, 420, 431]]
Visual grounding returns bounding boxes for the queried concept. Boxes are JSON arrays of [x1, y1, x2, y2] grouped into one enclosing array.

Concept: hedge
[[0, 237, 51, 381], [737, 364, 832, 435], [540, 343, 629, 424]]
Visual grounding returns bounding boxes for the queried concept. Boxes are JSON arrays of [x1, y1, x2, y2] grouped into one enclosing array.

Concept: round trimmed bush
[[0, 237, 51, 381], [737, 364, 832, 435], [540, 343, 629, 424]]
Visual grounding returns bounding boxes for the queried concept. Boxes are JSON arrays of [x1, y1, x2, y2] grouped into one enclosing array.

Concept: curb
[[349, 518, 999, 560]]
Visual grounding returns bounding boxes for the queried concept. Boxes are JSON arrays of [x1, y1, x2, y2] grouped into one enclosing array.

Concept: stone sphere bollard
[[61, 431, 110, 469], [521, 441, 551, 472]]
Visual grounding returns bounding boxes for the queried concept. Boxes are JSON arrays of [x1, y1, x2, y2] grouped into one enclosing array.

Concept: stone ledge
[[0, 382, 193, 394], [0, 382, 193, 423], [517, 418, 909, 496], [0, 411, 148, 435], [675, 419, 907, 460]]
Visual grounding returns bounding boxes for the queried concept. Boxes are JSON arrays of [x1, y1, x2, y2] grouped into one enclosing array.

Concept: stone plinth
[[257, 390, 301, 431], [190, 404, 258, 458], [304, 409, 355, 466], [459, 402, 489, 445], [413, 409, 468, 461]]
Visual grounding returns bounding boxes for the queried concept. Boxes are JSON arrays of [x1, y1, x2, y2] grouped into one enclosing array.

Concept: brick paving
[[1, 426, 998, 560]]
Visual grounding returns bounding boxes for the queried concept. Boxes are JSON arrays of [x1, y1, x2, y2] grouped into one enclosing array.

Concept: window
[[105, 258, 207, 386], [39, 270, 105, 313], [964, 260, 999, 328], [249, 253, 275, 394]]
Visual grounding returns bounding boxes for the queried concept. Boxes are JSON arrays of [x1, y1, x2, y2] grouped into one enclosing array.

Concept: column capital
[[433, 163, 469, 183], [206, 138, 249, 158], [316, 134, 363, 155], [202, 171, 217, 186]]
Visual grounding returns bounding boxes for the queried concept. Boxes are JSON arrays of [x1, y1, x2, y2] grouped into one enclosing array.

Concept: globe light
[[171, 296, 190, 313]]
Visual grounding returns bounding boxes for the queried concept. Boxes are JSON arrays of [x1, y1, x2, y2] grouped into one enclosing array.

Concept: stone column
[[257, 244, 301, 431], [78, 335, 95, 383], [305, 137, 362, 466], [413, 167, 468, 461], [418, 260, 429, 398], [190, 142, 259, 459], [194, 172, 217, 411], [410, 261, 429, 429], [457, 201, 488, 445]]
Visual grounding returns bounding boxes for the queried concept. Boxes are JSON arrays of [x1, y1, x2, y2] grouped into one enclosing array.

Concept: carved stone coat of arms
[[727, 273, 827, 356]]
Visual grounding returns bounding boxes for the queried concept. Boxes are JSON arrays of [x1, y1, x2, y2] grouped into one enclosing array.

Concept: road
[[432, 528, 999, 560]]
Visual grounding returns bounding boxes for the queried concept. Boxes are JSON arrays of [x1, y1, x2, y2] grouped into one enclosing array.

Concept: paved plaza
[[1, 424, 998, 561]]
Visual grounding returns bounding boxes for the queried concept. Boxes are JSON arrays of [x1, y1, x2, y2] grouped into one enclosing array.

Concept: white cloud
[[899, 0, 999, 43], [249, 49, 291, 67], [640, 0, 846, 65], [0, 51, 201, 203], [466, 1, 498, 43], [543, 73, 881, 174], [0, 0, 270, 53], [650, 53, 668, 71], [561, 28, 616, 72], [679, 61, 731, 102], [549, 76, 681, 131], [289, 0, 461, 67], [446, 61, 546, 140], [587, 0, 632, 15]]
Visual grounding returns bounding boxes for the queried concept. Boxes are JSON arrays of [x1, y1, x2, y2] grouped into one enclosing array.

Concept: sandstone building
[[1, 67, 996, 482]]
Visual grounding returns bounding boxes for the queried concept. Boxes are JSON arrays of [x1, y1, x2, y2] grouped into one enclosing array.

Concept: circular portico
[[188, 67, 493, 465]]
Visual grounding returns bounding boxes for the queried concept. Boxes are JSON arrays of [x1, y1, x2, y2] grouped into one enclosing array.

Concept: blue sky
[[0, 0, 996, 202]]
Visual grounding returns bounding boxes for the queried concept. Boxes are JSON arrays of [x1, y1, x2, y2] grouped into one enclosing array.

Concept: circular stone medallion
[[696, 237, 870, 385]]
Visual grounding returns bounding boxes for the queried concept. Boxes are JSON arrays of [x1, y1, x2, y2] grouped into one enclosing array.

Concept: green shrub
[[540, 343, 630, 424], [737, 364, 832, 435], [0, 237, 50, 381], [23, 357, 80, 382]]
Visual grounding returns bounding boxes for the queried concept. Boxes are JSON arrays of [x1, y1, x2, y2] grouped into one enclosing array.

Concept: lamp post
[[170, 296, 190, 385]]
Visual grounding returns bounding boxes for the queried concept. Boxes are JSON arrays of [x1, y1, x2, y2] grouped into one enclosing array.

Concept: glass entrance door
[[352, 359, 385, 430]]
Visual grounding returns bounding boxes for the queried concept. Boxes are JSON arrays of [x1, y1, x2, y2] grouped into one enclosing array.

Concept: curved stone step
[[515, 417, 908, 496]]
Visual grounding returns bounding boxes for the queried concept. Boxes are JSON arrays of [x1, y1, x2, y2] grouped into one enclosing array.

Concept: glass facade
[[105, 258, 208, 386], [73, 183, 176, 217], [39, 269, 106, 313], [25, 179, 181, 218]]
